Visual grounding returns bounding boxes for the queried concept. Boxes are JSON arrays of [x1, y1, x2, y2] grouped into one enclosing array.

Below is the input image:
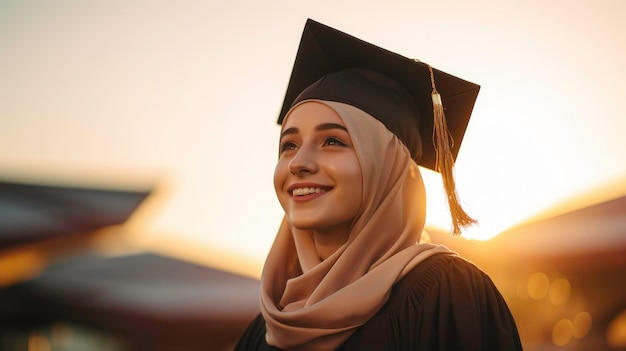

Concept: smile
[[292, 187, 328, 196]]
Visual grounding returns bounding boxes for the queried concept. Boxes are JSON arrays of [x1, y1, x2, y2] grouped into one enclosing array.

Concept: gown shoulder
[[342, 253, 523, 350], [234, 253, 523, 351]]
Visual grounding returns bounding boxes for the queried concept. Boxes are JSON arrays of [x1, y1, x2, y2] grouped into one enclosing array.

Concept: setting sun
[[1, 1, 625, 275]]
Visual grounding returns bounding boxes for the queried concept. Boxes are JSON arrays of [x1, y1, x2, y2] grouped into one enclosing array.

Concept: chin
[[288, 212, 337, 231], [288, 217, 320, 231]]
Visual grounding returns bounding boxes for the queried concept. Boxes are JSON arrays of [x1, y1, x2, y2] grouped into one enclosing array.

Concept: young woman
[[235, 20, 523, 351]]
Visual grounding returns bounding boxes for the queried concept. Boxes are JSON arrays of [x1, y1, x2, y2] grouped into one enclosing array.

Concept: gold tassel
[[426, 64, 477, 235]]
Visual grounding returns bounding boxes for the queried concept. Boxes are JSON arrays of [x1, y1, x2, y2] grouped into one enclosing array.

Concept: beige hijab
[[261, 101, 453, 351]]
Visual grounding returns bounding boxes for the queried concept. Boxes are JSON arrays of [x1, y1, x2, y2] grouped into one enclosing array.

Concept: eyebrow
[[280, 123, 348, 140]]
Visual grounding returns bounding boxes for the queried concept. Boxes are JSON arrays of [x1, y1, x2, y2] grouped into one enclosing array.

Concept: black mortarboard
[[278, 19, 480, 234], [278, 18, 480, 172]]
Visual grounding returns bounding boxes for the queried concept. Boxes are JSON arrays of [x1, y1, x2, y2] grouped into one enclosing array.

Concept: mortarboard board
[[277, 19, 480, 234], [278, 18, 480, 172]]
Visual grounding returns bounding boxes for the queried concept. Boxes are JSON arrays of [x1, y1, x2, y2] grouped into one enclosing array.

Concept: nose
[[288, 146, 319, 176]]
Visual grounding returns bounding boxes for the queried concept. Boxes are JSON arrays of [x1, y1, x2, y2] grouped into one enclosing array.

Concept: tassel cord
[[426, 65, 478, 235]]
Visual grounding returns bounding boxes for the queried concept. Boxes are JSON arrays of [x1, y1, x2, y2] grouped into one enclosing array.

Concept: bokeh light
[[527, 272, 550, 300], [548, 277, 571, 306], [572, 311, 592, 340], [28, 334, 51, 351], [552, 318, 574, 346], [607, 309, 626, 349]]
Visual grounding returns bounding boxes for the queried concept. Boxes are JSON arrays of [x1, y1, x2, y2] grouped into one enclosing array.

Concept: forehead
[[282, 101, 345, 130]]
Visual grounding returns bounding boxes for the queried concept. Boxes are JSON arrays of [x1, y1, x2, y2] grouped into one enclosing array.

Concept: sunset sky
[[1, 0, 625, 277]]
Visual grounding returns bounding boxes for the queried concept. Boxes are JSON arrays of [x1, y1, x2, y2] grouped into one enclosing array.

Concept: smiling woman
[[274, 102, 363, 259], [234, 19, 522, 351]]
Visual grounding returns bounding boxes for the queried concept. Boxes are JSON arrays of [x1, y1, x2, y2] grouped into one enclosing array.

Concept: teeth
[[292, 187, 326, 196]]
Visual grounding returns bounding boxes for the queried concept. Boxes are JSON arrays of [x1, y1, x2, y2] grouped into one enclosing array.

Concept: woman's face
[[274, 102, 363, 235]]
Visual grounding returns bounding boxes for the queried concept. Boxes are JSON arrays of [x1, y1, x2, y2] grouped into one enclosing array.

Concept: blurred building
[[0, 180, 260, 351], [1, 179, 625, 350], [431, 194, 626, 350]]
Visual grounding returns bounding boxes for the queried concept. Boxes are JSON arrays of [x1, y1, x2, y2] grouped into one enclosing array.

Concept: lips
[[288, 184, 333, 198], [292, 187, 326, 196]]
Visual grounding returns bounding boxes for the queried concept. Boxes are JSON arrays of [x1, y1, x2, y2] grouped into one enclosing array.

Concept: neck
[[311, 223, 351, 260]]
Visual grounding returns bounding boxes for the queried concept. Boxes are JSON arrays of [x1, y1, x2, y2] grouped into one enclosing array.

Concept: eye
[[323, 137, 347, 147], [279, 141, 298, 154]]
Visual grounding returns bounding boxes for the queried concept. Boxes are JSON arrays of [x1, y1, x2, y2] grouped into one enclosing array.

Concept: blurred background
[[1, 0, 625, 350]]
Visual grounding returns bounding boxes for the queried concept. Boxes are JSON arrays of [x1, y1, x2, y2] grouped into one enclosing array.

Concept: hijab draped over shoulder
[[260, 101, 453, 351]]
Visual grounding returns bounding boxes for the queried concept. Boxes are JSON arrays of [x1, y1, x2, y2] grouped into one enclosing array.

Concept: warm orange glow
[[548, 278, 571, 306], [140, 234, 264, 279], [572, 312, 592, 340], [28, 334, 51, 351], [515, 278, 529, 300], [1, 1, 625, 270], [527, 272, 550, 300], [607, 309, 626, 348], [0, 250, 45, 287], [552, 318, 574, 346]]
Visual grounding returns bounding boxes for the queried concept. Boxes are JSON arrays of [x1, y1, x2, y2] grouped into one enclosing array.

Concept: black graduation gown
[[234, 254, 523, 351]]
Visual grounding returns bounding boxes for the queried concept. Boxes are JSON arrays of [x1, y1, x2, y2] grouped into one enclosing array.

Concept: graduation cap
[[278, 19, 480, 234]]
